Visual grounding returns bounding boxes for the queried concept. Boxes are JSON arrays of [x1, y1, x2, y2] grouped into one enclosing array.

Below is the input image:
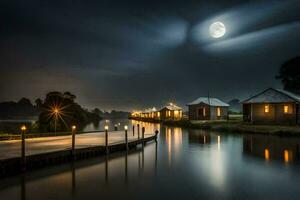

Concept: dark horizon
[[0, 0, 300, 111]]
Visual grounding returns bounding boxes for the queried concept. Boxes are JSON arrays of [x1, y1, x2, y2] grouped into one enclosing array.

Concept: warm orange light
[[174, 110, 179, 116], [284, 105, 289, 114], [72, 125, 76, 130], [264, 105, 269, 113], [157, 112, 160, 117], [21, 125, 27, 131], [284, 150, 289, 163], [217, 107, 221, 117], [264, 149, 270, 160], [104, 125, 109, 130], [217, 135, 221, 150]]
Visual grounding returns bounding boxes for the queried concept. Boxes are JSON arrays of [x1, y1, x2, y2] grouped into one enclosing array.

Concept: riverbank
[[130, 117, 300, 136]]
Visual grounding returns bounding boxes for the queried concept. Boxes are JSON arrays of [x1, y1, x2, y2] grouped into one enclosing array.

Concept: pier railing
[[0, 124, 159, 177]]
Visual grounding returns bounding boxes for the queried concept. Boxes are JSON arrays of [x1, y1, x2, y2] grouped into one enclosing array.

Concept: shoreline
[[130, 117, 300, 136]]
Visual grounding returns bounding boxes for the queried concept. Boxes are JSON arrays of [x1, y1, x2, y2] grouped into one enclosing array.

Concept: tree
[[38, 91, 101, 133], [35, 98, 43, 109], [276, 56, 300, 94]]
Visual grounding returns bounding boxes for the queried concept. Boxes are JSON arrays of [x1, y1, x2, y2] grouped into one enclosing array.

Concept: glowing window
[[264, 105, 269, 113], [203, 108, 206, 116], [174, 110, 179, 116], [264, 149, 270, 161], [157, 112, 160, 117], [284, 150, 289, 163], [284, 105, 289, 114], [217, 107, 221, 117]]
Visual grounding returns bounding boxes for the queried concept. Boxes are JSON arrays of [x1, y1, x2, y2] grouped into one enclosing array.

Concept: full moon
[[209, 22, 226, 38]]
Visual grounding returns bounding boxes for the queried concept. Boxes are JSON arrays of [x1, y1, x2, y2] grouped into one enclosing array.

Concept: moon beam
[[209, 22, 226, 38]]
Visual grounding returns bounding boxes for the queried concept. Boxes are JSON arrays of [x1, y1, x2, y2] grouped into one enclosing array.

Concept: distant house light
[[284, 105, 289, 114], [217, 107, 221, 117], [265, 149, 270, 161], [264, 105, 269, 113]]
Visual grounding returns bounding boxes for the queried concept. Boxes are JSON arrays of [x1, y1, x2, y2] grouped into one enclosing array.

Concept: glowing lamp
[[124, 125, 128, 130], [21, 125, 27, 131], [72, 125, 76, 130], [105, 125, 109, 130]]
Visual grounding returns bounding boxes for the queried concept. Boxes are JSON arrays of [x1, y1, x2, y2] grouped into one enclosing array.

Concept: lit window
[[284, 150, 289, 163], [174, 110, 179, 116], [264, 149, 270, 161], [264, 105, 269, 113], [217, 107, 221, 117], [157, 112, 160, 117], [284, 105, 289, 114], [203, 108, 206, 116]]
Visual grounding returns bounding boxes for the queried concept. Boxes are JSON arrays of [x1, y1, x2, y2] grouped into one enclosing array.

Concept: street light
[[124, 125, 128, 150], [52, 107, 61, 134], [105, 125, 109, 153]]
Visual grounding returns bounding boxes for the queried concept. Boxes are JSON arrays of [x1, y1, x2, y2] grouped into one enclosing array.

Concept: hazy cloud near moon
[[0, 0, 299, 110]]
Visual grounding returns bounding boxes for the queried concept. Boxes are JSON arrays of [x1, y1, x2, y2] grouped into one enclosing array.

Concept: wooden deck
[[0, 130, 157, 177]]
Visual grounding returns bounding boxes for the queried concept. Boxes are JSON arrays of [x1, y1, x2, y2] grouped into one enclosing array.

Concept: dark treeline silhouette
[[93, 108, 130, 119], [277, 56, 300, 95], [0, 98, 39, 119]]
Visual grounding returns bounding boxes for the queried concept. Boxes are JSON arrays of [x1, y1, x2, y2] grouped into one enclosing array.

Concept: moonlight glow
[[209, 22, 226, 38]]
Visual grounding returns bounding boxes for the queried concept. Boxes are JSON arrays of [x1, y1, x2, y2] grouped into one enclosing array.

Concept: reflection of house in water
[[243, 135, 300, 163], [188, 130, 211, 144]]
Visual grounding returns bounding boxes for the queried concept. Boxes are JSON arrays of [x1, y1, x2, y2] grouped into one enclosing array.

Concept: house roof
[[160, 104, 182, 111], [242, 88, 300, 104], [144, 107, 157, 113], [187, 97, 229, 107]]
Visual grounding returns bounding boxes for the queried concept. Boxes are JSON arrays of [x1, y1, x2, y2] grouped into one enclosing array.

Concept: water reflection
[[3, 120, 300, 200], [243, 135, 300, 163], [9, 142, 158, 200]]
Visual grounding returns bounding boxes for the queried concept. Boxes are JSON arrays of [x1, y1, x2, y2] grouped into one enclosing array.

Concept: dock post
[[20, 125, 27, 171], [142, 127, 145, 139], [137, 124, 140, 139], [71, 125, 76, 158], [124, 125, 128, 150], [105, 125, 109, 154], [132, 125, 135, 137], [142, 127, 145, 146], [155, 130, 159, 142]]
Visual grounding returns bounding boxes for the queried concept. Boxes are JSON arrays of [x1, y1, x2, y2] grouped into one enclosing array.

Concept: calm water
[[1, 119, 300, 200]]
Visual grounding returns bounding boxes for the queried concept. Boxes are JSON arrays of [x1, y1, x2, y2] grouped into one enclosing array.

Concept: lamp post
[[124, 125, 128, 150], [71, 125, 76, 157], [53, 108, 60, 134], [105, 125, 109, 154], [20, 125, 27, 171]]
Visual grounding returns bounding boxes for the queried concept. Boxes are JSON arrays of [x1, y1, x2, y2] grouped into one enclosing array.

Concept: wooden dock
[[0, 130, 157, 178]]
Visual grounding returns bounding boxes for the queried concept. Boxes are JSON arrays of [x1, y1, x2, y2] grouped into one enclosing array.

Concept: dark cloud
[[0, 0, 300, 111]]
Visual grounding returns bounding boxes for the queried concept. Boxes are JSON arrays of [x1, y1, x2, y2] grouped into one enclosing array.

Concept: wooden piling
[[155, 130, 159, 142], [105, 129, 108, 154], [125, 129, 128, 150], [132, 125, 135, 137], [137, 124, 140, 139], [71, 126, 76, 158], [21, 126, 26, 171]]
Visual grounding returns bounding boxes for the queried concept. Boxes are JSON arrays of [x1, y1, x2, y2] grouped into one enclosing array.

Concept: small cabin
[[159, 103, 182, 121], [243, 88, 300, 125], [187, 97, 229, 120]]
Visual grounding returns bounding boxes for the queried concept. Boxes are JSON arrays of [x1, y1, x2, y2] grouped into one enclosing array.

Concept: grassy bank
[[130, 117, 300, 136], [163, 120, 300, 136]]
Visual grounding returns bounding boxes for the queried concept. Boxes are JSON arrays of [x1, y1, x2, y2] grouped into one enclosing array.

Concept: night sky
[[0, 0, 300, 111]]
